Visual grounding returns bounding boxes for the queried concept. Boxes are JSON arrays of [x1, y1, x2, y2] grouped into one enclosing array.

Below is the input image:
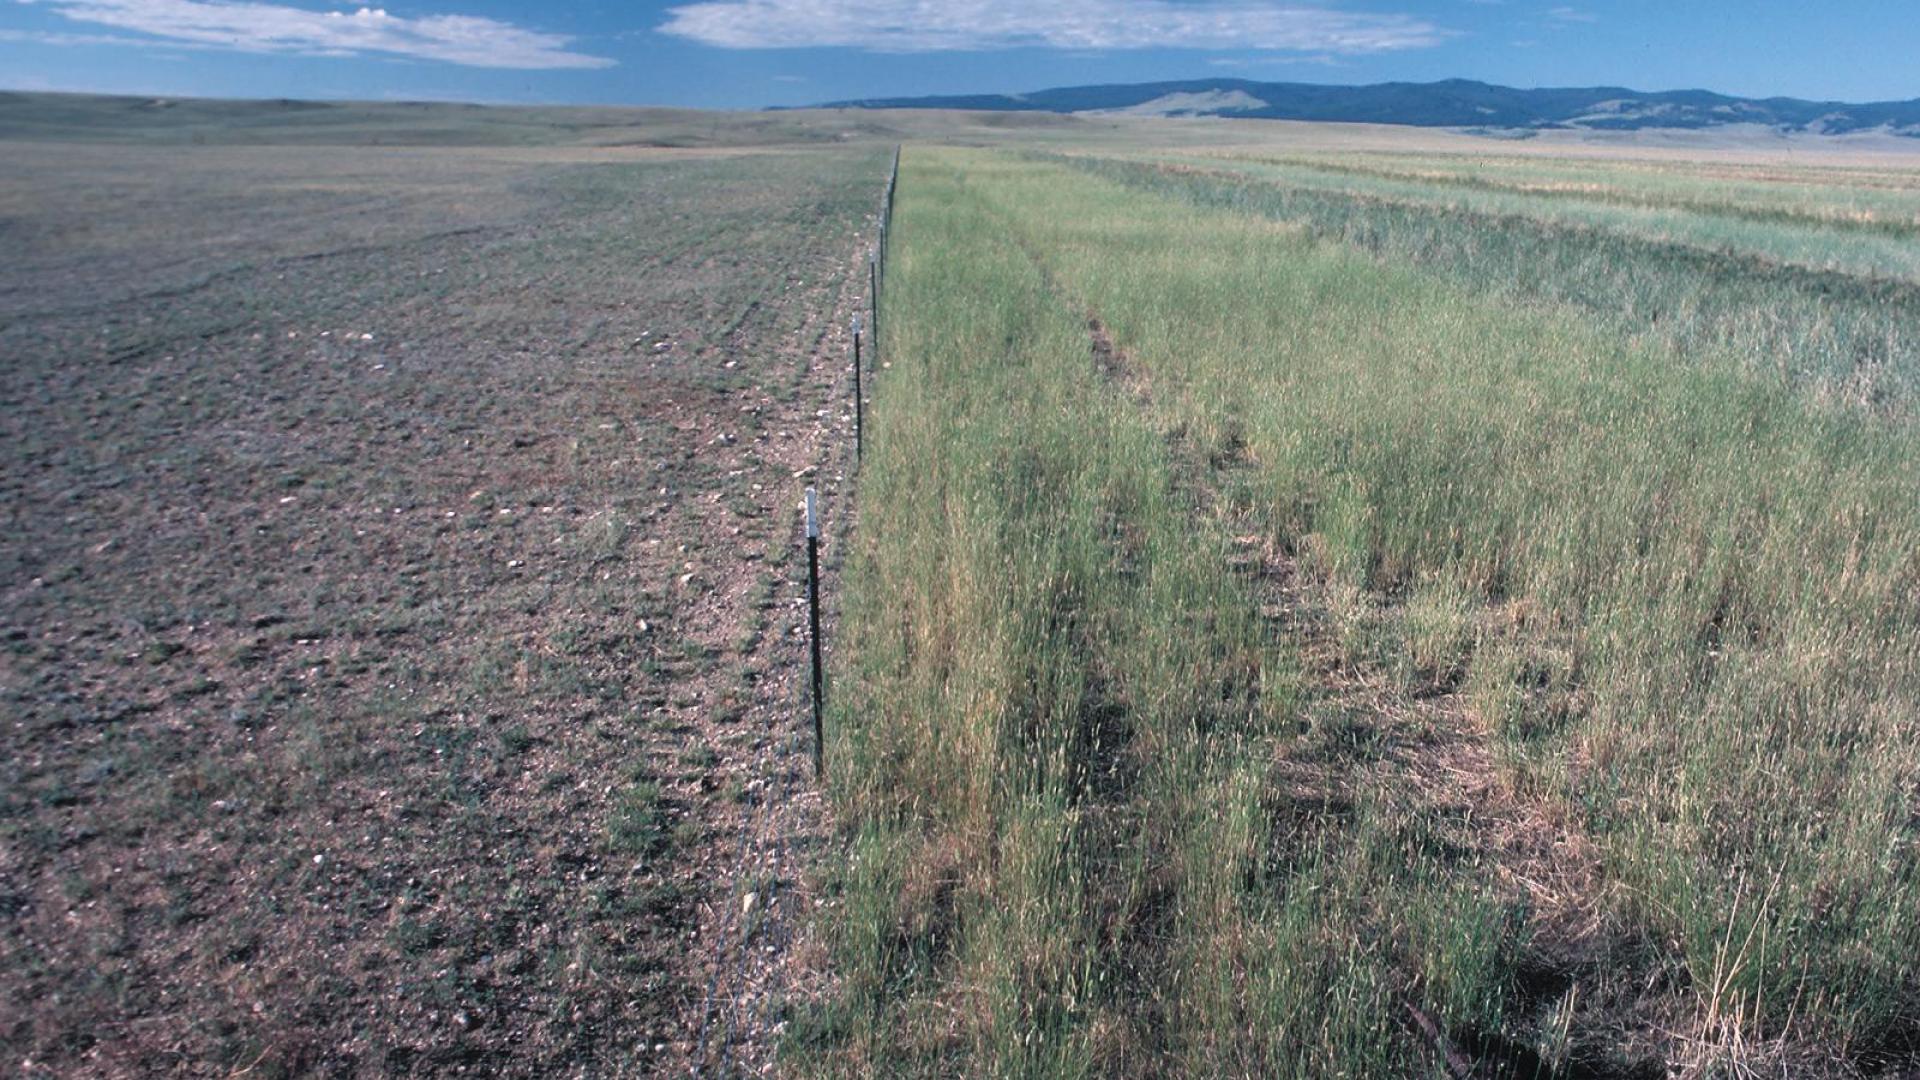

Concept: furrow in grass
[[804, 148, 1587, 1077], [988, 147, 1920, 1073], [800, 149, 1353, 1075], [1149, 152, 1920, 283], [973, 158, 1617, 1076]]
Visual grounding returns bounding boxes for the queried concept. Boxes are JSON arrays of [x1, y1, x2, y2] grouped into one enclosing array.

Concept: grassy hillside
[[819, 76, 1920, 135]]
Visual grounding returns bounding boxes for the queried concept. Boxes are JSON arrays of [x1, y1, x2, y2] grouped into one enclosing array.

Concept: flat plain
[[4, 94, 1920, 1078], [0, 103, 893, 1075]]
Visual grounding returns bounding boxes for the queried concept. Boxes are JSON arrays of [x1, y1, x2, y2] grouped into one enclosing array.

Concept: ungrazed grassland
[[801, 148, 1920, 1077], [1061, 152, 1920, 413]]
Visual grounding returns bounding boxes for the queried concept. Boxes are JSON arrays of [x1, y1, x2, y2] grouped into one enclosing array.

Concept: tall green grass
[[1218, 151, 1920, 238], [800, 151, 1525, 1076], [1061, 153, 1920, 414], [958, 150, 1920, 1069], [805, 147, 1920, 1074], [1157, 152, 1920, 281]]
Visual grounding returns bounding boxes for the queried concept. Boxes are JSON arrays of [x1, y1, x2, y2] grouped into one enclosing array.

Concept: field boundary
[[687, 146, 900, 1074]]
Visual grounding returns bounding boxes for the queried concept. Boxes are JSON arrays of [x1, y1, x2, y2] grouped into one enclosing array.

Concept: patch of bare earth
[[0, 143, 886, 1076], [676, 239, 875, 1076]]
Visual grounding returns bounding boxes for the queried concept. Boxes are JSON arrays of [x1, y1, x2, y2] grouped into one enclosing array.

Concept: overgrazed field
[[1, 135, 883, 1075], [804, 148, 1920, 1077]]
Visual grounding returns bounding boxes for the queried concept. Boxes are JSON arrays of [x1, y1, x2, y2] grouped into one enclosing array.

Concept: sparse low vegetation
[[0, 121, 884, 1074]]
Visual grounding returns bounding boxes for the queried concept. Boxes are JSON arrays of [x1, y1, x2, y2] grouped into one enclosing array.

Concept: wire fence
[[689, 144, 900, 1076]]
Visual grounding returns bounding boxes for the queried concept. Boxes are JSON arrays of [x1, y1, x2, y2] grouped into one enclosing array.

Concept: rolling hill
[[814, 77, 1920, 136]]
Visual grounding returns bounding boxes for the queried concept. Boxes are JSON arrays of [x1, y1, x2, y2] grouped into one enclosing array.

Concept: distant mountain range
[[812, 78, 1920, 136]]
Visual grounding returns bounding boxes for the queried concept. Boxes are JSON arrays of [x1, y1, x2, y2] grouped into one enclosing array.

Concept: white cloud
[[1546, 6, 1596, 23], [1206, 52, 1343, 68], [0, 25, 175, 46], [15, 0, 614, 68], [658, 0, 1449, 54]]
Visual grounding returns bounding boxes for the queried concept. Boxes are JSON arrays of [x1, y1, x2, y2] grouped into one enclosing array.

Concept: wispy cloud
[[0, 25, 175, 47], [15, 0, 614, 68], [1206, 52, 1344, 68], [658, 0, 1450, 54], [1546, 6, 1597, 23]]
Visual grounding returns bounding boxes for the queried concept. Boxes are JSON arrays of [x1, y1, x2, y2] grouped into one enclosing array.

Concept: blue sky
[[1, 1, 1916, 109]]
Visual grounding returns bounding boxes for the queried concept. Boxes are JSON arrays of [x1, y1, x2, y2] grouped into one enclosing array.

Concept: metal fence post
[[805, 488, 824, 777], [852, 316, 864, 461]]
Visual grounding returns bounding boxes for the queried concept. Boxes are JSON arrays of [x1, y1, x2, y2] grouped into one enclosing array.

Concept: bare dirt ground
[[0, 140, 883, 1076]]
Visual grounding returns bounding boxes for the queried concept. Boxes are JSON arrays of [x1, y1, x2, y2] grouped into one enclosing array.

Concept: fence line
[[691, 144, 902, 1075], [813, 142, 899, 769]]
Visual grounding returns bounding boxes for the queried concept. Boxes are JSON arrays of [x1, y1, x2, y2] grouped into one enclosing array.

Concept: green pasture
[[803, 147, 1920, 1077]]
